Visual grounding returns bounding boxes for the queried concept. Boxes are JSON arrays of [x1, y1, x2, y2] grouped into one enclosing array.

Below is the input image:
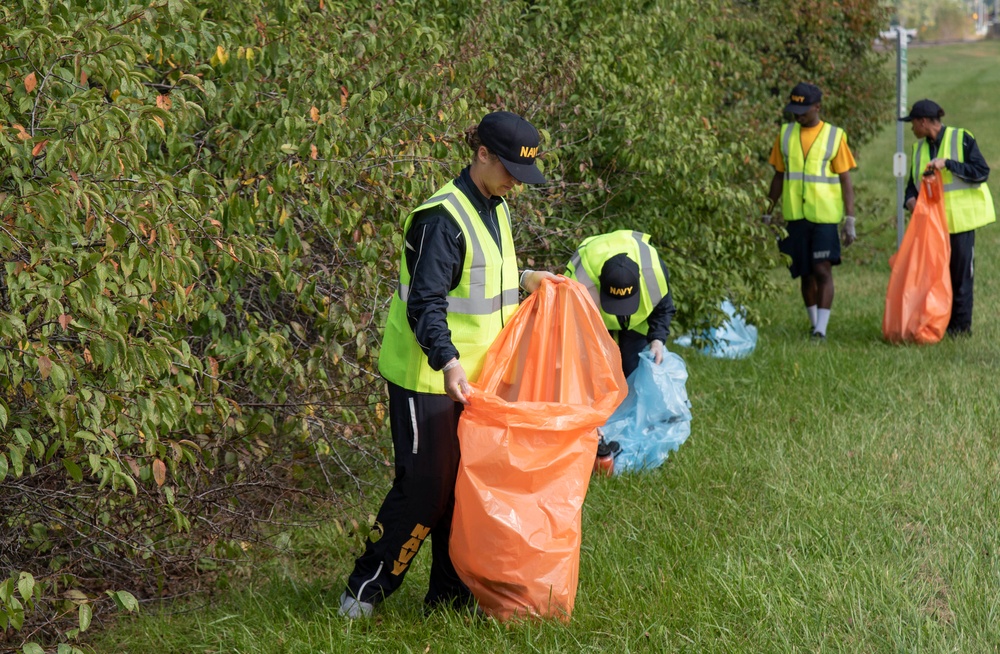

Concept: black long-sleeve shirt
[[904, 126, 991, 206], [402, 166, 504, 371]]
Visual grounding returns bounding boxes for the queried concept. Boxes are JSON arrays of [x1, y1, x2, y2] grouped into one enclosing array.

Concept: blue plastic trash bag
[[674, 300, 757, 359], [600, 350, 692, 473]]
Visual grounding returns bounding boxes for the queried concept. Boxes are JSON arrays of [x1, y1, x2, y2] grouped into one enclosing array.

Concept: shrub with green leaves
[[0, 0, 892, 647]]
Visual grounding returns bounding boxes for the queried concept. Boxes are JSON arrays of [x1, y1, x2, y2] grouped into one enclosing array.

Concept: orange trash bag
[[883, 170, 952, 344], [450, 278, 627, 622]]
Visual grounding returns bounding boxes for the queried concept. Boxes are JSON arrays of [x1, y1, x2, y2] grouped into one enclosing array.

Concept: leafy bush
[[0, 0, 892, 647]]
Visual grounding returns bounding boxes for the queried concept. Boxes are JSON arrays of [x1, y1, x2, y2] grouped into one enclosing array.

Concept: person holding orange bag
[[902, 99, 996, 338], [337, 111, 562, 619]]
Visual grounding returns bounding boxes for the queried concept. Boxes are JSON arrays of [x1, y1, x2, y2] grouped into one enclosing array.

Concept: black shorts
[[778, 219, 841, 279]]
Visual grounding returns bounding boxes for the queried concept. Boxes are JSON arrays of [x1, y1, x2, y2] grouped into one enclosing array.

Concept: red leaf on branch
[[152, 459, 166, 487]]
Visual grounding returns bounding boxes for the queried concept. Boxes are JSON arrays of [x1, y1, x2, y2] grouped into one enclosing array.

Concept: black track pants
[[617, 328, 647, 379], [343, 382, 471, 606], [949, 230, 976, 332]]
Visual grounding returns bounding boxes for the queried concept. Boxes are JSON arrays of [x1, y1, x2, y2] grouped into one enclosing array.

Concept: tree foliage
[[893, 0, 977, 40], [0, 0, 892, 647]]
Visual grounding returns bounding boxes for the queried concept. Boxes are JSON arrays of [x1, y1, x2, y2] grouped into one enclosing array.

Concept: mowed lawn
[[92, 41, 1000, 653]]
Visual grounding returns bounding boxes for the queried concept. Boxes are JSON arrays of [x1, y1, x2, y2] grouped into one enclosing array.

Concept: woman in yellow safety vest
[[338, 111, 561, 619], [902, 99, 996, 337]]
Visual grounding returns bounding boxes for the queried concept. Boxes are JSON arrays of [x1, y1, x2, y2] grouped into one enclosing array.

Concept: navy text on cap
[[784, 82, 822, 115], [599, 253, 641, 316]]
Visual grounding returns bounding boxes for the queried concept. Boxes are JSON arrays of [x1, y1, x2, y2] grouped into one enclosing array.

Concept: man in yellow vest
[[564, 231, 675, 377], [902, 99, 995, 337], [338, 111, 560, 619], [764, 82, 857, 340]]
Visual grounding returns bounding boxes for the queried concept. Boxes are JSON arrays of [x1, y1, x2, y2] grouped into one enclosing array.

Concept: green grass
[[90, 42, 1000, 653]]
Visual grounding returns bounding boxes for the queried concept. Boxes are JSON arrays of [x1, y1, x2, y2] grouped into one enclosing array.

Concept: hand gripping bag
[[450, 278, 627, 621], [882, 171, 952, 344], [600, 350, 692, 473]]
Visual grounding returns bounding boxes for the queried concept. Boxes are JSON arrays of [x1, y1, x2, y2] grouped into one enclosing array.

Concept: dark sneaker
[[946, 327, 971, 338], [810, 330, 826, 342]]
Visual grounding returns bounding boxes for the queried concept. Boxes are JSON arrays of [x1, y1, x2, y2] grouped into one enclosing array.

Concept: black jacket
[[402, 167, 504, 371]]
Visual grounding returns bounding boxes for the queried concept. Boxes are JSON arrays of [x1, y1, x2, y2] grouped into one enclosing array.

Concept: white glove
[[648, 339, 664, 365], [840, 215, 857, 247], [519, 270, 565, 294], [442, 359, 471, 405]]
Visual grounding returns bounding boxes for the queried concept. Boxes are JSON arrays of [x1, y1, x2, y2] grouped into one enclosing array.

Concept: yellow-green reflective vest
[[780, 122, 846, 224], [565, 230, 669, 336], [911, 127, 996, 234], [377, 181, 519, 394]]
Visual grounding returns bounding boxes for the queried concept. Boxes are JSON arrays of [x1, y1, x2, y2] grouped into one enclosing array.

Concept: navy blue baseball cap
[[901, 99, 944, 122], [784, 82, 822, 115], [599, 253, 641, 316], [477, 111, 546, 184]]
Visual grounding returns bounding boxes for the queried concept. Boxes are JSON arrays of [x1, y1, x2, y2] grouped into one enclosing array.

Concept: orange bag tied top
[[883, 170, 952, 344], [450, 278, 627, 621]]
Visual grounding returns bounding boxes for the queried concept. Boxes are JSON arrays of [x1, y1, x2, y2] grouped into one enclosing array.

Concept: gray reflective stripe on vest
[[397, 193, 516, 315], [783, 124, 840, 183], [944, 179, 983, 192], [784, 172, 840, 184], [631, 231, 664, 305], [781, 123, 795, 184], [397, 285, 517, 315], [568, 250, 601, 307], [570, 231, 663, 308], [943, 129, 984, 193]]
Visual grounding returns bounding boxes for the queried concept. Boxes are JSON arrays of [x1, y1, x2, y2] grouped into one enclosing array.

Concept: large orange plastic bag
[[450, 278, 627, 622], [601, 350, 692, 473], [882, 171, 952, 344]]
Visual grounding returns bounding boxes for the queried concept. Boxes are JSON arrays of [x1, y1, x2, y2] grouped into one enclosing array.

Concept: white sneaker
[[338, 592, 374, 619]]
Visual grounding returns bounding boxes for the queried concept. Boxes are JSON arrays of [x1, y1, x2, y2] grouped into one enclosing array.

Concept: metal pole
[[895, 28, 907, 251], [883, 25, 916, 251]]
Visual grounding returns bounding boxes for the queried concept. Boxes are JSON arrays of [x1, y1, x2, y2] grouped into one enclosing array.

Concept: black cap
[[599, 253, 641, 316], [477, 111, 546, 184], [901, 99, 944, 122], [784, 82, 822, 115]]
